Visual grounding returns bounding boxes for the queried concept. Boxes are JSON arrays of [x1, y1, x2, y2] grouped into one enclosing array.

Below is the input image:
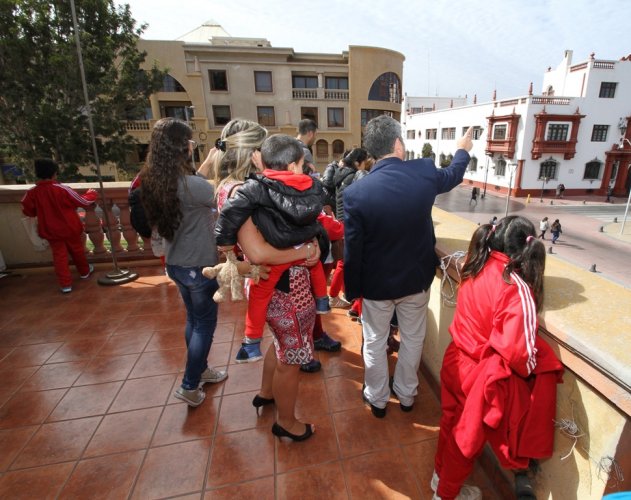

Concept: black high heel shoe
[[252, 394, 275, 408], [271, 422, 314, 441]]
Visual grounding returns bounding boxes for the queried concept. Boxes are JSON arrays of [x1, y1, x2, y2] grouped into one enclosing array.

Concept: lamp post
[[620, 138, 631, 235], [504, 163, 517, 218], [482, 153, 492, 199], [539, 176, 548, 202]]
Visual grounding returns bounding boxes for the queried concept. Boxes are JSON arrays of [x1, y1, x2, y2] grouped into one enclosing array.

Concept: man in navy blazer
[[343, 115, 473, 417]]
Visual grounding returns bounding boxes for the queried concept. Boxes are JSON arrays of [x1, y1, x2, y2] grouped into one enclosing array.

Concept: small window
[[209, 70, 228, 91], [327, 108, 344, 128], [301, 107, 318, 125], [493, 124, 507, 140], [426, 129, 437, 140], [441, 127, 455, 140], [599, 82, 617, 98], [584, 160, 601, 180], [257, 106, 275, 127], [546, 123, 569, 141], [591, 125, 609, 142], [293, 75, 318, 89], [325, 77, 348, 90], [462, 126, 484, 140], [212, 105, 231, 126], [406, 130, 416, 140], [254, 71, 273, 92], [468, 156, 478, 172], [315, 139, 328, 158], [538, 159, 558, 180], [332, 140, 345, 155], [495, 158, 507, 176]]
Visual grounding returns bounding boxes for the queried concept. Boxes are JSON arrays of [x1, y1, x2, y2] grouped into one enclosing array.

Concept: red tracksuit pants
[[48, 235, 90, 288], [434, 343, 483, 500], [245, 261, 327, 339]]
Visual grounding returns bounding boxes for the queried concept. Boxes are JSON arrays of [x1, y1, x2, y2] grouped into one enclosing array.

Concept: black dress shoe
[[252, 394, 275, 408], [362, 385, 386, 418], [389, 376, 414, 412]]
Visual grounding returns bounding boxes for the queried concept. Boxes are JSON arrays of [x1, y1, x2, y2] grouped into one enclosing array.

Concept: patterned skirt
[[266, 266, 316, 365]]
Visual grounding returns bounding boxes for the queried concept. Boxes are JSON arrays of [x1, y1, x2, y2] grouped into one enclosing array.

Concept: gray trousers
[[361, 290, 430, 408]]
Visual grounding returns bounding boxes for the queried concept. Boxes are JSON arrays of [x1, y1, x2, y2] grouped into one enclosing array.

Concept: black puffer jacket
[[320, 160, 337, 208], [333, 165, 357, 221], [215, 172, 323, 249]]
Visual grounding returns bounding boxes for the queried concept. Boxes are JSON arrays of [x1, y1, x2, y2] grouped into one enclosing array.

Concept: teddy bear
[[202, 250, 260, 303]]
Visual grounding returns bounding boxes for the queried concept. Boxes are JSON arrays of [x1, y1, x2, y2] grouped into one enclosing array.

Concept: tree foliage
[[421, 142, 433, 158], [0, 0, 166, 180]]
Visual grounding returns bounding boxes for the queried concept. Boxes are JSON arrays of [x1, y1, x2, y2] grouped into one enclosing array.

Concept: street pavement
[[435, 185, 631, 289]]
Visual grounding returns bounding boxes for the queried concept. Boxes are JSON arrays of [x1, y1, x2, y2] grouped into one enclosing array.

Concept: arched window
[[332, 140, 345, 156], [315, 139, 328, 159], [368, 72, 401, 103], [468, 156, 478, 172], [496, 157, 507, 176], [161, 74, 185, 92]]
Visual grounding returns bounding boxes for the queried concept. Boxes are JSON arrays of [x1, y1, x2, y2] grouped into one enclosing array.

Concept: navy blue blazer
[[343, 149, 470, 301]]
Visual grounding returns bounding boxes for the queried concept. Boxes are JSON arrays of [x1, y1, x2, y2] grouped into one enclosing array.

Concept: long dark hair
[[342, 147, 369, 168], [139, 118, 193, 241], [461, 216, 546, 310]]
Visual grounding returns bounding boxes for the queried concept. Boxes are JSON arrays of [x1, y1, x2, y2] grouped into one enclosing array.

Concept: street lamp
[[504, 163, 517, 218], [540, 176, 549, 202], [482, 152, 493, 199], [620, 138, 631, 235]]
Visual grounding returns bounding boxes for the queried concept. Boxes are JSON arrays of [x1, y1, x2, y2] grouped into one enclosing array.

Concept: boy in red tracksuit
[[21, 159, 98, 293], [433, 216, 563, 500], [215, 135, 330, 362]]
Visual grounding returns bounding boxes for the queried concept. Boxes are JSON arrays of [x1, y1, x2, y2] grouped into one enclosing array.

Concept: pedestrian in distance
[[551, 219, 562, 244], [606, 185, 614, 203], [470, 186, 479, 206], [538, 217, 549, 239]]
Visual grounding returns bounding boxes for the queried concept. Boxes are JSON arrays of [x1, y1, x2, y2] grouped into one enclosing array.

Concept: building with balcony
[[403, 50, 631, 198], [126, 20, 404, 170]]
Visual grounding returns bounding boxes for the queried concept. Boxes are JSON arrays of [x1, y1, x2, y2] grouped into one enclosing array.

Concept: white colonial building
[[402, 50, 631, 198]]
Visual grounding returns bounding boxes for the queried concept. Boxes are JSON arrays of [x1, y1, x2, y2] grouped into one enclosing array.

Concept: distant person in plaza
[[606, 185, 614, 203], [140, 118, 227, 407], [538, 216, 549, 239], [21, 158, 98, 293], [296, 118, 318, 174], [556, 183, 565, 199], [432, 216, 563, 500], [551, 218, 562, 244], [469, 186, 479, 206], [343, 115, 473, 418]]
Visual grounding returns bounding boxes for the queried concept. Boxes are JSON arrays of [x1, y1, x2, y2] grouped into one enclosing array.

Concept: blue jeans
[[166, 264, 219, 390]]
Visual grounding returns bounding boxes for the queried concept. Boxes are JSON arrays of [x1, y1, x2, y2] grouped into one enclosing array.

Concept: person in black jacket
[[320, 150, 349, 209], [215, 134, 331, 343]]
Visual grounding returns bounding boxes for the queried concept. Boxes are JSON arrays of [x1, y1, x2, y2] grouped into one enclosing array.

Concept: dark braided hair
[[461, 216, 546, 310]]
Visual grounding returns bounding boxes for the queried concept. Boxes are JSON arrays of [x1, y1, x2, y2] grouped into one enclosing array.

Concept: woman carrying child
[[432, 216, 563, 500]]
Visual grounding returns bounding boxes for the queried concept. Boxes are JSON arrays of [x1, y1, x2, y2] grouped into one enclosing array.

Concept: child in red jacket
[[21, 159, 98, 293]]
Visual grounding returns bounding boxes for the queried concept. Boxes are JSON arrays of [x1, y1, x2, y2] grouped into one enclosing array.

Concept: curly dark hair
[[461, 215, 546, 311], [139, 118, 194, 241]]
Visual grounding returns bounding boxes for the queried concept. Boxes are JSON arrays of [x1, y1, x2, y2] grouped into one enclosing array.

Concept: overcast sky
[[119, 0, 631, 103]]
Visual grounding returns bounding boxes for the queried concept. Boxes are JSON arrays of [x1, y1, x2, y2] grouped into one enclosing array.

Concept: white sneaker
[[199, 367, 228, 385], [329, 296, 351, 308], [430, 471, 481, 500]]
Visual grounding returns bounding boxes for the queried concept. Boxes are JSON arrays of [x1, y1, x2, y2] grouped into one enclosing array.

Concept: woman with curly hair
[[140, 118, 227, 407]]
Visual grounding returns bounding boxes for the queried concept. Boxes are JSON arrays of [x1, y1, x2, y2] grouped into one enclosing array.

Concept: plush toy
[[202, 250, 261, 303]]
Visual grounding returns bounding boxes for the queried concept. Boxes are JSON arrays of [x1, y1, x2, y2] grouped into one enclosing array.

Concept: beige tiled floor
[[0, 265, 500, 499]]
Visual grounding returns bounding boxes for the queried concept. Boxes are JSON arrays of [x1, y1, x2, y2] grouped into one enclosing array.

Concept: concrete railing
[[429, 209, 630, 499], [0, 183, 159, 268]]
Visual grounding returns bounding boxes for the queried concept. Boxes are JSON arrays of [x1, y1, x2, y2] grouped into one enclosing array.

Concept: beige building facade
[[127, 21, 404, 171]]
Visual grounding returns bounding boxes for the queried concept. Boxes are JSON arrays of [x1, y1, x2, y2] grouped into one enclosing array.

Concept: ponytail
[[461, 223, 494, 281]]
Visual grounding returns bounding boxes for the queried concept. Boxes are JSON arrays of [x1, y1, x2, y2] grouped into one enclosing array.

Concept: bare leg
[[273, 360, 306, 435], [258, 344, 276, 400]]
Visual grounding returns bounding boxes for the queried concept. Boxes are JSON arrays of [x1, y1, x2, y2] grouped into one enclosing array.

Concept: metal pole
[[482, 155, 490, 198], [620, 139, 631, 235], [70, 0, 138, 286], [504, 165, 515, 218]]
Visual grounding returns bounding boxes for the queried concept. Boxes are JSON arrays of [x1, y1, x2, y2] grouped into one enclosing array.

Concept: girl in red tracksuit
[[21, 159, 98, 293], [433, 216, 563, 500]]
